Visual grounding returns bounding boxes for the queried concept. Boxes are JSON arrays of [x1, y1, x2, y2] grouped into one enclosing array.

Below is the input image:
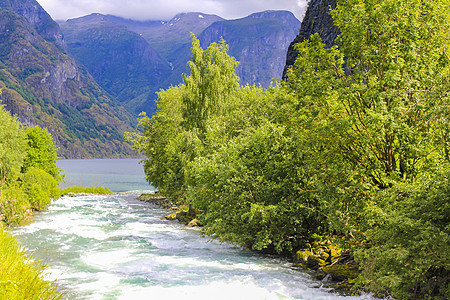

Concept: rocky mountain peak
[[0, 0, 66, 50], [283, 0, 339, 78]]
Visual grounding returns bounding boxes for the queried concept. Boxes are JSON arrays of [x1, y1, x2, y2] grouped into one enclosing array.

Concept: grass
[[60, 186, 114, 195], [0, 226, 62, 299]]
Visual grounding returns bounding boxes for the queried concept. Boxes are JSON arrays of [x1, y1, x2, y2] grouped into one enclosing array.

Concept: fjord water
[[14, 159, 372, 299], [57, 158, 152, 192]]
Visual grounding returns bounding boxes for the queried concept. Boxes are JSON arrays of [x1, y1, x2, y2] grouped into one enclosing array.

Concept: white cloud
[[37, 0, 308, 21]]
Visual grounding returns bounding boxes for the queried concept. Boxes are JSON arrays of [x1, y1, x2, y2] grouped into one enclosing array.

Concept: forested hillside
[[127, 0, 450, 298], [0, 0, 135, 158], [60, 14, 173, 115]]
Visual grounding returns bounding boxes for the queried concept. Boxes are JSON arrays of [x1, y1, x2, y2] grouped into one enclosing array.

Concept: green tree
[[283, 0, 450, 233], [182, 35, 240, 134], [22, 125, 63, 182], [22, 167, 60, 211], [127, 36, 240, 202], [283, 0, 450, 297], [0, 106, 26, 197]]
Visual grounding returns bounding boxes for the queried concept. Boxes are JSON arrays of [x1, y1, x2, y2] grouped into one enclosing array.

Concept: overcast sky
[[36, 0, 309, 22]]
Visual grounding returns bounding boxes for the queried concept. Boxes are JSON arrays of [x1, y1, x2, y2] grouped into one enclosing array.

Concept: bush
[[355, 170, 450, 298], [189, 123, 325, 253], [0, 184, 30, 226], [22, 168, 60, 211]]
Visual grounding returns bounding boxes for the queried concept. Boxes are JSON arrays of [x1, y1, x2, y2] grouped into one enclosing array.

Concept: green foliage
[[23, 126, 64, 182], [22, 168, 60, 211], [182, 35, 239, 133], [0, 184, 30, 226], [0, 107, 63, 224], [0, 105, 27, 196], [356, 169, 450, 298], [129, 1, 449, 297], [125, 86, 188, 202], [0, 227, 62, 299], [189, 122, 325, 252], [60, 186, 113, 195]]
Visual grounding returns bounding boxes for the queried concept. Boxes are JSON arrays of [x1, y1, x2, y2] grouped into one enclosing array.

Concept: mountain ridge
[[0, 0, 136, 158], [59, 10, 300, 114]]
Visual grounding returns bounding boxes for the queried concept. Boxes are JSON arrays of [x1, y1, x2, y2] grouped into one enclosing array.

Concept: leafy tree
[[22, 167, 60, 211], [283, 0, 450, 233], [127, 36, 240, 202], [0, 105, 26, 197], [182, 35, 239, 134], [22, 126, 64, 182], [355, 170, 450, 298], [282, 0, 449, 297]]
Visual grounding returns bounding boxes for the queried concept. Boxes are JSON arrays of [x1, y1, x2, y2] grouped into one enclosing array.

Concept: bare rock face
[[198, 11, 301, 87], [283, 0, 339, 78]]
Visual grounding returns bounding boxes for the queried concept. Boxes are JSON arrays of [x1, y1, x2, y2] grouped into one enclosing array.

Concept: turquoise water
[[14, 159, 375, 299], [57, 158, 154, 192]]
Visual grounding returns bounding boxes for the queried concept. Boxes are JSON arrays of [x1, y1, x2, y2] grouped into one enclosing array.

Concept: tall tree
[[182, 35, 240, 134], [0, 106, 26, 197]]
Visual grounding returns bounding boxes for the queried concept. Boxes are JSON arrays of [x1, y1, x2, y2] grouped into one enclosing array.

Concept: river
[[13, 159, 374, 299]]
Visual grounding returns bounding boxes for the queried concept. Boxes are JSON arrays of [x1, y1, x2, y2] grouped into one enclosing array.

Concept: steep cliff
[[111, 12, 226, 88], [0, 0, 65, 49], [60, 14, 173, 115], [283, 0, 339, 78], [199, 10, 300, 87], [0, 1, 135, 158]]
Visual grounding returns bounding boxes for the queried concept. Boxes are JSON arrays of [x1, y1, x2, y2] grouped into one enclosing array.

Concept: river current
[[13, 159, 374, 299]]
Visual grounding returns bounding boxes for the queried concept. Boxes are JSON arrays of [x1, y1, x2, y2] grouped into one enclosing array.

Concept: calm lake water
[[57, 158, 154, 192], [14, 159, 375, 299]]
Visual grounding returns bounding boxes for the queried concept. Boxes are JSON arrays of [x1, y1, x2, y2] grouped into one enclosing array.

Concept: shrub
[[355, 170, 450, 298], [0, 184, 30, 226], [22, 168, 60, 211]]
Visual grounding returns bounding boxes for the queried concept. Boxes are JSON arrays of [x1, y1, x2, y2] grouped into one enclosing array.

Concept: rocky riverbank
[[137, 192, 360, 294], [137, 193, 201, 227]]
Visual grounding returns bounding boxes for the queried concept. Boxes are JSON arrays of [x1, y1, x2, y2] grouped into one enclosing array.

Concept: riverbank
[[136, 192, 361, 295], [13, 192, 358, 299]]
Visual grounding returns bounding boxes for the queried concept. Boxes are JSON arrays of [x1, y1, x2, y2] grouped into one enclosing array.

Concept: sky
[[36, 0, 309, 22]]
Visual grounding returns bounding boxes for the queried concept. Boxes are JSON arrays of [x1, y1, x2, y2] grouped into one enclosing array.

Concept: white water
[[12, 159, 375, 299], [13, 193, 375, 300]]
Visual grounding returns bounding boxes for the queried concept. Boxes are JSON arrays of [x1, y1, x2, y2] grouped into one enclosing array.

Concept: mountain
[[88, 12, 226, 93], [109, 12, 224, 65], [199, 11, 300, 87], [283, 0, 339, 78], [0, 0, 135, 158], [60, 14, 173, 115], [0, 0, 65, 49], [60, 11, 300, 115]]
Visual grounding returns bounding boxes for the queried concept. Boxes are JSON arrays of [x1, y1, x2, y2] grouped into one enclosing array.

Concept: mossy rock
[[322, 264, 359, 282], [187, 219, 201, 227], [175, 211, 193, 224], [164, 213, 177, 220], [295, 249, 323, 270]]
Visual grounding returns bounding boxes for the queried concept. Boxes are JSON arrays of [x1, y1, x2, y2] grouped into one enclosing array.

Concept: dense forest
[[127, 0, 450, 298]]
